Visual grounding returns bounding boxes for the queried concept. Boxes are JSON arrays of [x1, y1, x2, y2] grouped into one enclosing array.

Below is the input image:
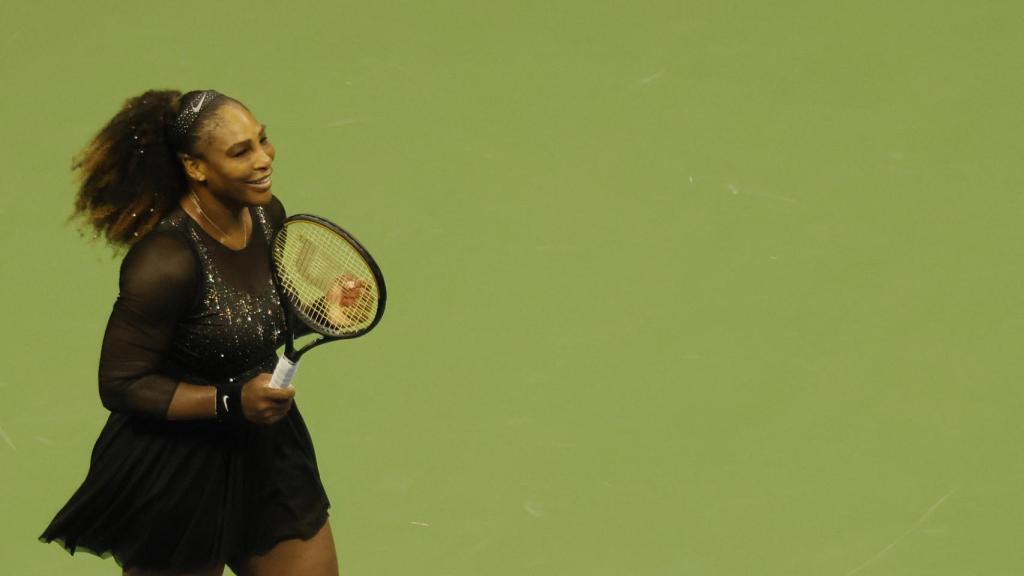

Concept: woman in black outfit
[[40, 90, 347, 575]]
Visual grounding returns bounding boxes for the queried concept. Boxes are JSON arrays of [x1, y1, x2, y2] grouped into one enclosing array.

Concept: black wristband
[[215, 382, 245, 423]]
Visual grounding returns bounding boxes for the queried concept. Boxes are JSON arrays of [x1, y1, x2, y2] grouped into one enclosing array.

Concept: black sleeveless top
[[40, 198, 330, 571]]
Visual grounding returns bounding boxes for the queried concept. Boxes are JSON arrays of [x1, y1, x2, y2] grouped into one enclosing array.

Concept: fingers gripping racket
[[268, 214, 386, 389]]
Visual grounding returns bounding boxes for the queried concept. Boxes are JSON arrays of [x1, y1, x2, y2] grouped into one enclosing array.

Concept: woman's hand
[[325, 275, 368, 328], [240, 373, 295, 425]]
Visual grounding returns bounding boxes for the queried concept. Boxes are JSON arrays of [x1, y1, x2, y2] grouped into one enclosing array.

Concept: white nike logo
[[222, 395, 230, 412], [191, 93, 208, 113]]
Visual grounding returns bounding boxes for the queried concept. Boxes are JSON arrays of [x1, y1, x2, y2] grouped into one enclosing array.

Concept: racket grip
[[269, 356, 298, 389]]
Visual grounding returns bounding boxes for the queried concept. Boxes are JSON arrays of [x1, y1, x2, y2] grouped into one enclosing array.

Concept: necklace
[[190, 190, 249, 248]]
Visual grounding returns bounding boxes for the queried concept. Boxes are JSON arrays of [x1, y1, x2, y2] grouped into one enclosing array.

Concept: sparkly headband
[[169, 90, 223, 140]]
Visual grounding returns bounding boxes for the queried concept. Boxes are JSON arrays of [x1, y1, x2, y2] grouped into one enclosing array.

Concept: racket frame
[[270, 213, 387, 364]]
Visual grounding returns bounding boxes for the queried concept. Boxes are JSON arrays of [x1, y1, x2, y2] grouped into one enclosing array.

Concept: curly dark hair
[[72, 89, 237, 245]]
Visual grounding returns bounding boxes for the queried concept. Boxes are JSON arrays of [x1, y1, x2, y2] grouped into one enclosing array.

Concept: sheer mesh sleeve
[[263, 196, 314, 338], [98, 231, 199, 418], [265, 195, 286, 230]]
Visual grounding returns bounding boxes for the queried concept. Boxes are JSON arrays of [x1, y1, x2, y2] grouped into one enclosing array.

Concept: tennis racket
[[268, 214, 386, 389]]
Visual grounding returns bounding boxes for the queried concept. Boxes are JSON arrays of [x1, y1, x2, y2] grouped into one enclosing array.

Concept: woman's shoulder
[[120, 224, 199, 293], [153, 206, 192, 234], [261, 194, 286, 228]]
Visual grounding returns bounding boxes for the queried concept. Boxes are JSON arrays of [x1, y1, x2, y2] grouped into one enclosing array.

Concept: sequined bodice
[[157, 207, 287, 386]]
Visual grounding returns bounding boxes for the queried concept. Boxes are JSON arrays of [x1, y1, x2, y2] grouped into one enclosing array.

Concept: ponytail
[[72, 90, 198, 245]]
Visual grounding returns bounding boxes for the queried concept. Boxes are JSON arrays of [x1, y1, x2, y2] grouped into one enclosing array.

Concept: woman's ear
[[180, 154, 207, 183]]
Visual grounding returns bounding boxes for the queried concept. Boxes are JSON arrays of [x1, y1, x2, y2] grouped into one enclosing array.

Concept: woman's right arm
[[98, 231, 198, 418], [98, 230, 294, 422]]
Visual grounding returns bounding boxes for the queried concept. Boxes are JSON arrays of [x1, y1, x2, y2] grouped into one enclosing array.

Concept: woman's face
[[186, 101, 276, 206]]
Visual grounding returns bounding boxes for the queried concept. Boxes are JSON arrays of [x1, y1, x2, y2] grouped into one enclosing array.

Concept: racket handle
[[269, 356, 298, 389]]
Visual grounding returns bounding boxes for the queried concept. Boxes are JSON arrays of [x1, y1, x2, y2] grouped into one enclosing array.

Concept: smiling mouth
[[247, 174, 272, 185]]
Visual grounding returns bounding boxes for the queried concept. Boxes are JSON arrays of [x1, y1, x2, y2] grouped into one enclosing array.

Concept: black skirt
[[39, 404, 330, 571]]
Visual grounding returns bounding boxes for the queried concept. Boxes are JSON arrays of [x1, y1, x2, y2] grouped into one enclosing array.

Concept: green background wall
[[1, 1, 1022, 574]]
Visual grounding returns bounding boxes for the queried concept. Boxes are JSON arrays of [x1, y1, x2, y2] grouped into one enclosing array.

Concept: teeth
[[250, 175, 271, 185]]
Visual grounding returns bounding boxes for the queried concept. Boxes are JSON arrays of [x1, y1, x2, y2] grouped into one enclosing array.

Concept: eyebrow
[[226, 125, 268, 153]]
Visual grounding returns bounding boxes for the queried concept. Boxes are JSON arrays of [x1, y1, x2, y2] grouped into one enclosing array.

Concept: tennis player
[[40, 90, 349, 575]]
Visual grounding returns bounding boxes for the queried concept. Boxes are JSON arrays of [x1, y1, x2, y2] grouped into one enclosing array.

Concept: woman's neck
[[181, 187, 251, 249]]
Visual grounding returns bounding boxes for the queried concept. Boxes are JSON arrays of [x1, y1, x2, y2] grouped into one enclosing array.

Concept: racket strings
[[274, 221, 380, 337], [280, 244, 376, 333]]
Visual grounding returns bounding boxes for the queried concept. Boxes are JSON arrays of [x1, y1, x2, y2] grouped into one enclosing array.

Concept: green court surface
[[2, 1, 1023, 574]]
